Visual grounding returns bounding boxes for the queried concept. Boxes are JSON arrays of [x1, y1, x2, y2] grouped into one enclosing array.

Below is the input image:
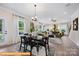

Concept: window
[[58, 24, 68, 34], [0, 19, 3, 42], [18, 18, 25, 35]]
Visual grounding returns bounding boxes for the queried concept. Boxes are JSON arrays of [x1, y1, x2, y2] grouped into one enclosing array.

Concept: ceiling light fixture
[[51, 18, 56, 22], [32, 4, 37, 21]]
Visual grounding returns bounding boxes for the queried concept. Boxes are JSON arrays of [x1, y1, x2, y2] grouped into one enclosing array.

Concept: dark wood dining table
[[20, 34, 49, 56]]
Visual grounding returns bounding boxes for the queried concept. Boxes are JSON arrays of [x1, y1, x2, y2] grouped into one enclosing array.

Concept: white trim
[[0, 16, 8, 44], [17, 17, 26, 36]]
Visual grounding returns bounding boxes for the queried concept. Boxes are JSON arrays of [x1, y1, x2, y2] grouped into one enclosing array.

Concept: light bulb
[[35, 16, 37, 19], [32, 17, 34, 19]]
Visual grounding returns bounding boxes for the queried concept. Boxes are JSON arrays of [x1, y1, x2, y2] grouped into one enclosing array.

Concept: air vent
[[65, 3, 71, 7]]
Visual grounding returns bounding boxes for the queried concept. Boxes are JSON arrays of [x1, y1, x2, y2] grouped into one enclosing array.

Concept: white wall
[[0, 7, 13, 45], [69, 8, 79, 46], [0, 7, 30, 46]]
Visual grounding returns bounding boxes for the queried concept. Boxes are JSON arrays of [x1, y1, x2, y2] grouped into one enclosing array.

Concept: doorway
[[0, 17, 7, 44]]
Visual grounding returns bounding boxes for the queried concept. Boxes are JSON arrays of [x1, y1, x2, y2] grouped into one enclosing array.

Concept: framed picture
[[73, 17, 78, 31]]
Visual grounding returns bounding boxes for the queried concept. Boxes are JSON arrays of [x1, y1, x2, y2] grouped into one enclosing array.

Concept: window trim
[[17, 18, 25, 36]]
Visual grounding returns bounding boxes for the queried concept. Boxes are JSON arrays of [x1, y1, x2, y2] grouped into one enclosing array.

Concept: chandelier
[[32, 4, 37, 21]]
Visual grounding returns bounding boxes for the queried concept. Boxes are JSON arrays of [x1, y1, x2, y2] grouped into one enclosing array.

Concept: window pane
[[0, 20, 2, 33], [0, 20, 3, 42], [18, 20, 24, 35], [19, 27, 24, 30], [19, 21, 24, 27]]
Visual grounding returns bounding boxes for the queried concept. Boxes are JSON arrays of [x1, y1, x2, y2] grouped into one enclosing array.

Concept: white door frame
[[0, 17, 8, 45], [17, 18, 26, 36]]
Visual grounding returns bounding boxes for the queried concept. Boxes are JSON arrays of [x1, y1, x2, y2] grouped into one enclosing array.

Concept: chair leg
[[25, 44, 28, 51], [30, 50, 32, 56], [36, 43, 39, 53], [30, 46, 33, 55], [36, 46, 39, 53], [19, 43, 22, 51], [45, 45, 48, 56], [48, 44, 50, 52], [30, 46, 32, 52], [24, 44, 26, 52]]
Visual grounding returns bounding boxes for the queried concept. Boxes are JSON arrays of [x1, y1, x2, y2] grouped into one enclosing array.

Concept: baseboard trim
[[69, 38, 79, 49], [0, 41, 20, 49]]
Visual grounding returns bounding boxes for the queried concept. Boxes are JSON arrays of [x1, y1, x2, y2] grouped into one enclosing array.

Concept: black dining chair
[[25, 35, 42, 55], [20, 36, 31, 51], [41, 37, 50, 56], [19, 35, 32, 56], [19, 34, 38, 56], [30, 35, 49, 56], [29, 37, 39, 54], [19, 36, 27, 52]]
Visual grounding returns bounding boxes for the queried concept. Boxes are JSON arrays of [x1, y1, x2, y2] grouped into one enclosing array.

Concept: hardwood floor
[[0, 42, 20, 52], [0, 36, 79, 56], [49, 36, 79, 56]]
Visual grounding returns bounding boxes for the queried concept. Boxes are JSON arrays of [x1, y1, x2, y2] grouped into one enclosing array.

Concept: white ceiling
[[0, 3, 79, 23]]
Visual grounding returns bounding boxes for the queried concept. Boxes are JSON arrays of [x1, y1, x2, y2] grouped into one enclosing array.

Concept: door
[[0, 19, 3, 42], [0, 17, 7, 44]]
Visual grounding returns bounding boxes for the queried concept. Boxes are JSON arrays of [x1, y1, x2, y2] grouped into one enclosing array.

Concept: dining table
[[20, 33, 49, 56]]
